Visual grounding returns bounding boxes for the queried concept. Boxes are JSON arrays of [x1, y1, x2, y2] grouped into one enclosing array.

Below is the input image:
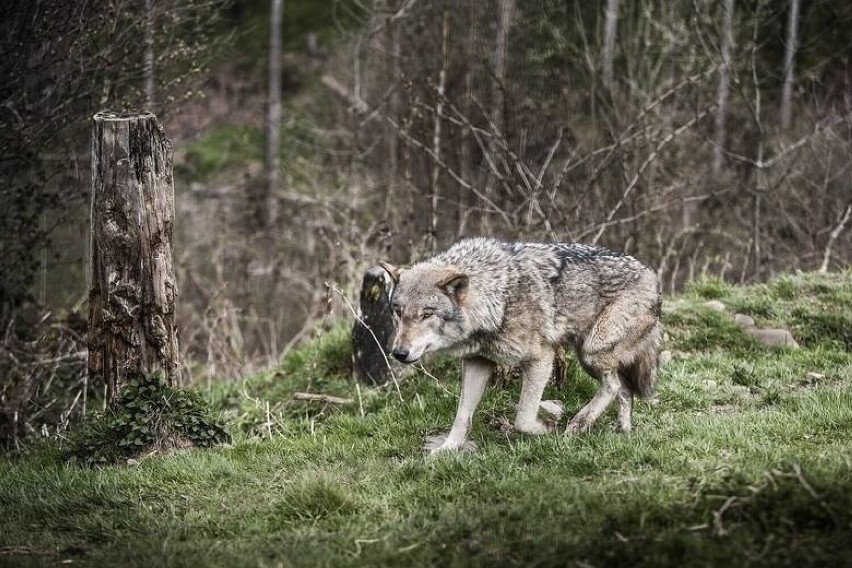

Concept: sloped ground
[[1, 273, 851, 567]]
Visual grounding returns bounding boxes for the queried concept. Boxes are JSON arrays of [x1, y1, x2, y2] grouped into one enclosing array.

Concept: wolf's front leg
[[514, 354, 555, 435], [426, 357, 493, 454]]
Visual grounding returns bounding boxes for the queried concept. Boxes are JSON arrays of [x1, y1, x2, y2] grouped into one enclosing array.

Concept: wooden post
[[351, 266, 398, 386], [88, 111, 179, 403]]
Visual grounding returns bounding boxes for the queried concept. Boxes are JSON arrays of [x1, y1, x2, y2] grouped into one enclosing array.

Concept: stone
[[352, 265, 403, 385], [733, 313, 755, 328], [703, 300, 726, 311], [746, 328, 799, 349]]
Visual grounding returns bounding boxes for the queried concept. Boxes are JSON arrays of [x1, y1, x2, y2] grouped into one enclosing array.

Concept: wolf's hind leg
[[566, 369, 621, 434], [426, 357, 493, 454], [616, 386, 633, 432], [514, 354, 555, 435]]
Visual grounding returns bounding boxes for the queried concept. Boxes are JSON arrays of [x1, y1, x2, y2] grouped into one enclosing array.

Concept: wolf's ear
[[379, 261, 402, 284], [437, 272, 469, 302]]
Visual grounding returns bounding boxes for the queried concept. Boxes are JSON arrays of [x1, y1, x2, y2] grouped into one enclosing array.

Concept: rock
[[746, 328, 799, 349], [352, 266, 399, 385], [126, 458, 140, 467], [659, 350, 673, 366], [733, 313, 755, 328], [806, 372, 825, 382], [703, 300, 726, 311]]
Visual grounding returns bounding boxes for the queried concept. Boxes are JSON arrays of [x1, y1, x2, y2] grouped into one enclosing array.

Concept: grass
[[2, 272, 852, 566], [176, 123, 264, 182], [175, 119, 322, 184]]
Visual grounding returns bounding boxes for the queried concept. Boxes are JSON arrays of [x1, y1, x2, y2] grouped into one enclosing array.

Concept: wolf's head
[[379, 261, 469, 364]]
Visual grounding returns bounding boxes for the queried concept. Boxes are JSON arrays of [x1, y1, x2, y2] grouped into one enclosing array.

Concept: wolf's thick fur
[[381, 238, 662, 453]]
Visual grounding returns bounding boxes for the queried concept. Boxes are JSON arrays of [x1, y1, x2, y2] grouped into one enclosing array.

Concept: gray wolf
[[380, 237, 662, 454]]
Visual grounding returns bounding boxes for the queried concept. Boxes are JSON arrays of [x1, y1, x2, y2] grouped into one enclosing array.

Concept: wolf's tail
[[622, 321, 662, 398]]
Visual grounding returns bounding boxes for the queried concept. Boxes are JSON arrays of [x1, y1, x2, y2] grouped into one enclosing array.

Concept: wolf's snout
[[391, 348, 410, 362]]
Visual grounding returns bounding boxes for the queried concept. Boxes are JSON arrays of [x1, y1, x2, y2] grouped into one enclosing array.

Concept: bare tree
[[266, 0, 284, 227], [483, 0, 514, 232], [144, 0, 155, 110], [602, 0, 620, 91], [429, 3, 450, 250], [382, 1, 401, 228], [713, 0, 735, 173], [457, 1, 476, 237], [780, 0, 800, 129]]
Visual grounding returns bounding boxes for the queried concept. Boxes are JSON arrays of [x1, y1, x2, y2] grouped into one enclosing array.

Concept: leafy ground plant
[[67, 373, 230, 466]]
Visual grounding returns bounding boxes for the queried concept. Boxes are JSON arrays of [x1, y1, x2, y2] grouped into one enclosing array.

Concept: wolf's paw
[[514, 419, 555, 436], [423, 433, 477, 455], [564, 417, 593, 434], [539, 400, 565, 422]]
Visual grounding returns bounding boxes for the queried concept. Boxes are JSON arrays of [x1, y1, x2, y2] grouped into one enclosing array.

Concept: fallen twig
[[293, 392, 354, 405]]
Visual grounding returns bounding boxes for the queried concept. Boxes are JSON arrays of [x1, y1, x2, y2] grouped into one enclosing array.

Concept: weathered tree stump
[[352, 266, 398, 385], [88, 111, 179, 403]]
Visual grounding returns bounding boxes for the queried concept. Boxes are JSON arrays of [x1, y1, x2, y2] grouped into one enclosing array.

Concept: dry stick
[[326, 281, 402, 401], [711, 495, 739, 537], [819, 203, 852, 273], [293, 392, 354, 405], [589, 104, 718, 245]]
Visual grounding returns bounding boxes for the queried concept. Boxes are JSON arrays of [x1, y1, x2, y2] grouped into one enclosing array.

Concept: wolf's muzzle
[[391, 348, 411, 363]]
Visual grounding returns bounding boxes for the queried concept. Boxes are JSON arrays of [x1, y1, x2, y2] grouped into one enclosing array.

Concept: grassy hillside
[[1, 273, 851, 566]]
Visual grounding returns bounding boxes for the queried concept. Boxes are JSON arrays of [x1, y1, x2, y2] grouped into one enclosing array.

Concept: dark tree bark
[[89, 112, 179, 403], [352, 266, 396, 386]]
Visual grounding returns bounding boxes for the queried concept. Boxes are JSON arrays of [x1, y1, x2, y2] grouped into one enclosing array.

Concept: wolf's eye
[[392, 304, 402, 317], [421, 310, 435, 320]]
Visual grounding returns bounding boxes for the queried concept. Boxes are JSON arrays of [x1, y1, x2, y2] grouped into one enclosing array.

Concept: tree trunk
[[457, 0, 476, 238], [712, 0, 735, 173], [780, 0, 800, 129], [602, 0, 620, 91], [428, 3, 450, 252], [383, 1, 401, 230], [144, 0, 155, 111], [265, 0, 284, 227], [89, 111, 180, 403], [483, 0, 513, 233]]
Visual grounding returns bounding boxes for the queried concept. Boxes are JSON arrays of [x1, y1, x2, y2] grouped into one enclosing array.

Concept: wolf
[[379, 237, 662, 454]]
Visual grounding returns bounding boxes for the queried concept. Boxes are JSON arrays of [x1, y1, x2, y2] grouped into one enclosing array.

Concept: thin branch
[[591, 104, 718, 244], [819, 203, 852, 273]]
